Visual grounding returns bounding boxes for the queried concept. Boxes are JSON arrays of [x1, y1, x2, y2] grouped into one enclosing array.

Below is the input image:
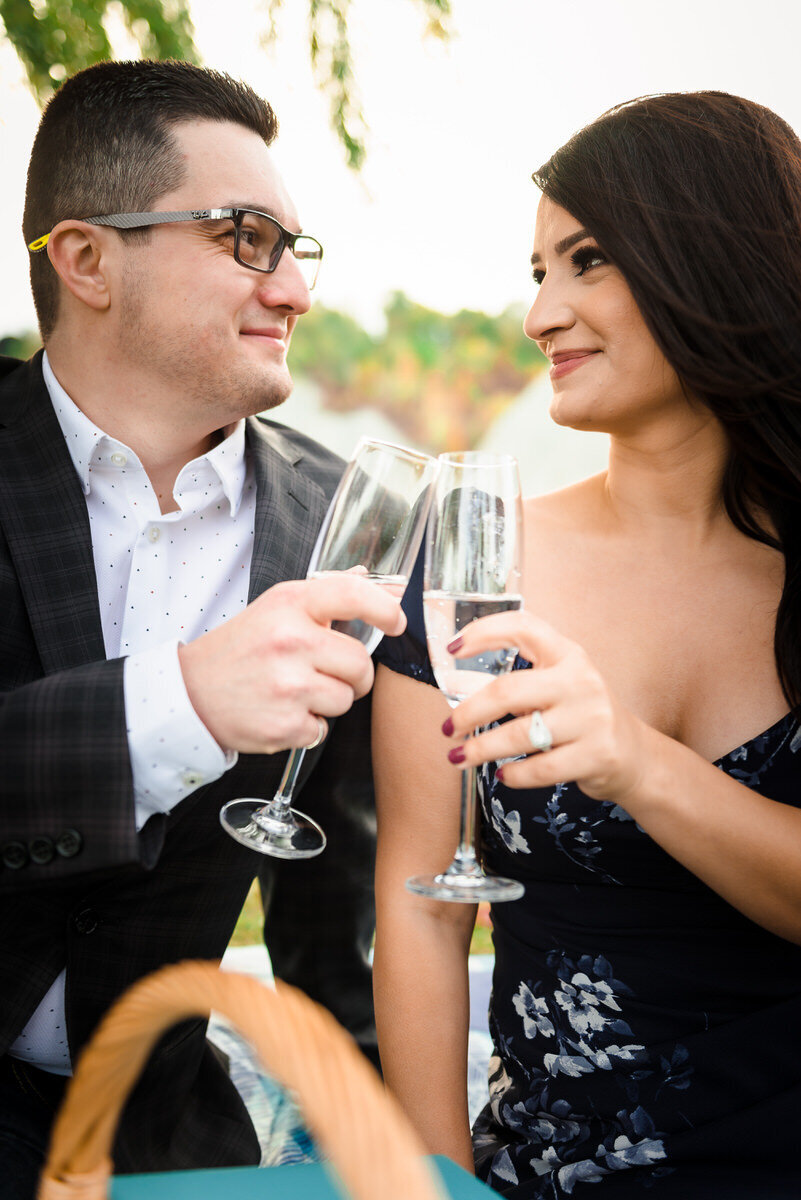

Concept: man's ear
[[45, 221, 113, 313]]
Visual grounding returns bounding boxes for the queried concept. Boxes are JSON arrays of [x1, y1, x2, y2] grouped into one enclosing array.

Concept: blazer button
[[29, 836, 56, 865], [2, 841, 29, 869], [73, 908, 99, 936], [55, 829, 83, 858]]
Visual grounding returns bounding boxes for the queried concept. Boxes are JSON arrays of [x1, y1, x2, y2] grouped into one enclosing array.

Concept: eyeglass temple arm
[[27, 210, 231, 252]]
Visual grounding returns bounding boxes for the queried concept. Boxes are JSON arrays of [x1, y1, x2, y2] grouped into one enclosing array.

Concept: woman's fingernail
[[496, 766, 505, 782], [447, 635, 463, 653], [448, 746, 466, 764], [442, 716, 454, 736]]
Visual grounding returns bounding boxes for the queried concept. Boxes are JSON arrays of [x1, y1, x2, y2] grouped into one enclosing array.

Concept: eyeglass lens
[[236, 212, 321, 289]]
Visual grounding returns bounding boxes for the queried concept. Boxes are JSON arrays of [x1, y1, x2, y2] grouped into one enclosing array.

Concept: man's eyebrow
[[530, 228, 594, 266]]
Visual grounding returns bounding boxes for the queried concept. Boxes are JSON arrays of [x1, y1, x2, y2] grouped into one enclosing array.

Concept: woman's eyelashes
[[531, 243, 608, 286], [571, 243, 607, 276]]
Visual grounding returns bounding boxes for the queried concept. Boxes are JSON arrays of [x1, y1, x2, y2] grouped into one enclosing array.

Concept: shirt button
[[73, 908, 99, 936], [181, 770, 205, 788], [148, 527, 161, 543], [110, 451, 127, 467]]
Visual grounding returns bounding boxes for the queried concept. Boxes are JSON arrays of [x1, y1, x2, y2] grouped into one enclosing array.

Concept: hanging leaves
[[262, 0, 452, 169], [0, 0, 197, 102], [0, 0, 451, 168]]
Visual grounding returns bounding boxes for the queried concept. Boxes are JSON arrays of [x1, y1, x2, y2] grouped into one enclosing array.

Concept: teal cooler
[[110, 1155, 497, 1198]]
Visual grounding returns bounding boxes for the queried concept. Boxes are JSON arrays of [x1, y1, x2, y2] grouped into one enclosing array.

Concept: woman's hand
[[442, 613, 801, 945], [443, 610, 654, 806]]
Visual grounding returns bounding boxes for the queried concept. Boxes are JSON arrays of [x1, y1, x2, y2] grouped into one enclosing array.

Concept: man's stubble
[[117, 260, 294, 428]]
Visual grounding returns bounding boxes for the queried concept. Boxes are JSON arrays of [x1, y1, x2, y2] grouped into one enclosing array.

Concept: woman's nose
[[523, 279, 574, 344]]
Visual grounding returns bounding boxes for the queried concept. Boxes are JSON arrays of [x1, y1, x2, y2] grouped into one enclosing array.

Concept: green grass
[[229, 882, 495, 955], [229, 880, 266, 947]]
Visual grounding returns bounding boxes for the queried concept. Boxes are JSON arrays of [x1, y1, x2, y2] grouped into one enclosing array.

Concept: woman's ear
[[45, 221, 112, 313]]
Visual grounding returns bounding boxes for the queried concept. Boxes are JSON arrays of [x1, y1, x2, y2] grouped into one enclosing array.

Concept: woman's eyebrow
[[531, 229, 593, 265]]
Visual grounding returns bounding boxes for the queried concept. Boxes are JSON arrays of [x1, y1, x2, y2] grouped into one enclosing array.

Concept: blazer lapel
[[0, 354, 106, 673], [0, 365, 332, 672], [246, 417, 330, 600]]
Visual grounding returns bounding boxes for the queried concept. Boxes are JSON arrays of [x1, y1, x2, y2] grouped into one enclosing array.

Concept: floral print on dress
[[718, 712, 796, 787], [490, 791, 531, 855], [474, 952, 691, 1197], [482, 769, 627, 885]]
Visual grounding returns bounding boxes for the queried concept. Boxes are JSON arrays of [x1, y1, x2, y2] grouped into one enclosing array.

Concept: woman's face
[[525, 197, 690, 435]]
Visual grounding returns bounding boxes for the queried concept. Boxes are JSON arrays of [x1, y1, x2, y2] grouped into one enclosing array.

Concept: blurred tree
[[0, 0, 198, 97], [0, 330, 41, 359], [0, 0, 451, 168], [266, 0, 451, 168], [289, 292, 547, 453]]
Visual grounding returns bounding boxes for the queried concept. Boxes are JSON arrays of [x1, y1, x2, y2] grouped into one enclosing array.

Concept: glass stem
[[445, 729, 481, 877], [262, 747, 307, 819]]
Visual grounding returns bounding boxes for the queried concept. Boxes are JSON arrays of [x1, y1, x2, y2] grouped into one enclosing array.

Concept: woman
[[373, 92, 801, 1198]]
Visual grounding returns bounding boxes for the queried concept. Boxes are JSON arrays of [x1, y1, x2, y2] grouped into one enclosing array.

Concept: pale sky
[[1, 0, 800, 338]]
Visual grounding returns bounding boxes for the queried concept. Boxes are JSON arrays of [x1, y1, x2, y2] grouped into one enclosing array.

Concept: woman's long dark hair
[[535, 91, 801, 713]]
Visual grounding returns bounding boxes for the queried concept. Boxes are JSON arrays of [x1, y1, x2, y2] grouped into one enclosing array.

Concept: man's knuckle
[[269, 625, 310, 656]]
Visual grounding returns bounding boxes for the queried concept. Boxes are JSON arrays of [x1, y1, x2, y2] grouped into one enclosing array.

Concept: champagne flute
[[221, 438, 437, 859], [406, 452, 525, 902]]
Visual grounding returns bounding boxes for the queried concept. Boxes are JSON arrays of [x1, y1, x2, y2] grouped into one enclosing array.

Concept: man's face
[[114, 119, 313, 432]]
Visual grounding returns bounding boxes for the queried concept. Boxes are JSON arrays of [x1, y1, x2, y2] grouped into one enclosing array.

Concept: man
[[0, 59, 403, 1195]]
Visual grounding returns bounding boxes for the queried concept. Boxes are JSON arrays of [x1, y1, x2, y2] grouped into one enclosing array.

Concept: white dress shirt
[[10, 353, 256, 1072]]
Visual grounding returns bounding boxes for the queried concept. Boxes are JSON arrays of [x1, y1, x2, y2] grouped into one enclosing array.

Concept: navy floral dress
[[378, 571, 801, 1198]]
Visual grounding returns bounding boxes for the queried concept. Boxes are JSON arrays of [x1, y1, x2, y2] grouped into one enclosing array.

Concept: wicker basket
[[37, 960, 446, 1200]]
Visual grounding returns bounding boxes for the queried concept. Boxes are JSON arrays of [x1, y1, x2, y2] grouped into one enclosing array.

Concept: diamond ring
[[527, 710, 553, 754]]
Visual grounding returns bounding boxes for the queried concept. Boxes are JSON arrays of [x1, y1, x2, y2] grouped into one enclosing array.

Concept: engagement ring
[[527, 710, 553, 754]]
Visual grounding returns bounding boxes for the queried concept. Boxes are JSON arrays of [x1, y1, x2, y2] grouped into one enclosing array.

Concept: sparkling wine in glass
[[407, 452, 526, 903], [221, 438, 437, 859]]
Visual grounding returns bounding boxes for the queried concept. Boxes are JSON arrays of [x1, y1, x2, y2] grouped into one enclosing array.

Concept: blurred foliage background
[[290, 293, 545, 452]]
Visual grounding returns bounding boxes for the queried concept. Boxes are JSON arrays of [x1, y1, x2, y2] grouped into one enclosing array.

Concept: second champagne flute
[[406, 451, 526, 903], [221, 438, 437, 859]]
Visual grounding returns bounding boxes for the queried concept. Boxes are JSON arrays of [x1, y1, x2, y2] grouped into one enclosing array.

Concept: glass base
[[405, 870, 524, 903], [220, 798, 326, 860]]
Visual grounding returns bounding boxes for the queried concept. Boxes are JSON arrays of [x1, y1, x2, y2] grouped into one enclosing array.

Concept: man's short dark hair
[[23, 59, 279, 340]]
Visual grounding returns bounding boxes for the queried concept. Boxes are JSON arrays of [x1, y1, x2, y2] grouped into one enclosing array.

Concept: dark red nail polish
[[447, 635, 464, 653], [442, 716, 454, 736], [496, 766, 505, 782], [448, 746, 466, 764]]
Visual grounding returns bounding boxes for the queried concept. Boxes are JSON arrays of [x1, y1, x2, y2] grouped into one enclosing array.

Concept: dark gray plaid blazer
[[0, 352, 377, 1172]]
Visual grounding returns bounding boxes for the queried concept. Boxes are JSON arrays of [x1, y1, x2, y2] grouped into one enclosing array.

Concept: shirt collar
[[42, 351, 248, 516], [202, 420, 248, 517], [43, 351, 103, 497]]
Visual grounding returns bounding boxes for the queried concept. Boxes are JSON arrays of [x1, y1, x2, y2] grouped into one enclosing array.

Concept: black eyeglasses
[[28, 207, 324, 290]]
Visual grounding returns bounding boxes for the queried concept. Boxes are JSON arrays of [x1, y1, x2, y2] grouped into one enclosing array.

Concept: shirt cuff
[[124, 640, 238, 830]]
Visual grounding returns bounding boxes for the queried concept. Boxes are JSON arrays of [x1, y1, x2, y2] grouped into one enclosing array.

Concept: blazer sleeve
[[0, 660, 160, 892]]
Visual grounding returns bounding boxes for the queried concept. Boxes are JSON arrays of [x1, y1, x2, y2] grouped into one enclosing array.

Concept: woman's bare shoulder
[[524, 472, 607, 533]]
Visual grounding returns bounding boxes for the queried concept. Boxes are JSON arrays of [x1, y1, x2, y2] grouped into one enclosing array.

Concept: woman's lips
[[549, 350, 598, 379]]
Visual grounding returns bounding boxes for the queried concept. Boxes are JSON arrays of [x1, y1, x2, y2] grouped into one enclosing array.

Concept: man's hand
[[178, 573, 406, 754]]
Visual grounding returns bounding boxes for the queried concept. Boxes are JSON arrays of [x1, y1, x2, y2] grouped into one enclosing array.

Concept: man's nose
[[255, 251, 312, 315]]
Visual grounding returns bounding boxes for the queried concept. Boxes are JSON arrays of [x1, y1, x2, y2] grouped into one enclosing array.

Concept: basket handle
[[38, 959, 446, 1200]]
